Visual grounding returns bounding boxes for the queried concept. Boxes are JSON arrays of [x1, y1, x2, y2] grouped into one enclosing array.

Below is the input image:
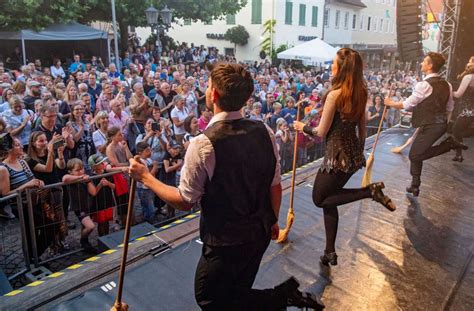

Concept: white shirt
[[178, 111, 281, 204], [50, 66, 66, 79], [402, 73, 454, 112], [170, 106, 190, 135]]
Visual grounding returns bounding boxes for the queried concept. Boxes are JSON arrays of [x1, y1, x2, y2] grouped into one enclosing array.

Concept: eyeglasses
[[73, 108, 84, 111]]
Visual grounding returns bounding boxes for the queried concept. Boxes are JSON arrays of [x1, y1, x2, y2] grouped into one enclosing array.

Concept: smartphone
[[53, 139, 65, 150], [151, 122, 160, 132]]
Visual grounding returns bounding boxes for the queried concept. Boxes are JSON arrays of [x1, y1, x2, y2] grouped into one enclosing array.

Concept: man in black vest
[[385, 52, 467, 196], [130, 63, 324, 310]]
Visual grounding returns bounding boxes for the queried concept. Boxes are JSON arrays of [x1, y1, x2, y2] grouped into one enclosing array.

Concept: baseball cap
[[28, 80, 41, 87], [88, 154, 108, 167]]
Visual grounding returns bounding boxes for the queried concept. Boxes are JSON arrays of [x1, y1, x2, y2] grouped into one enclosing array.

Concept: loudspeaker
[[396, 0, 423, 62], [98, 222, 157, 250], [448, 0, 474, 82]]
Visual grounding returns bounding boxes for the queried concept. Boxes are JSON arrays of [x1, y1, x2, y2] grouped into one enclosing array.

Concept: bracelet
[[303, 124, 315, 136]]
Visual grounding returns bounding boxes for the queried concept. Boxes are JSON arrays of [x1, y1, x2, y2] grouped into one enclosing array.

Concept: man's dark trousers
[[409, 123, 451, 185], [194, 234, 286, 311]]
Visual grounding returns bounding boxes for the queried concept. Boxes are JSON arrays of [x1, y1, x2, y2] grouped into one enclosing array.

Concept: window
[[299, 4, 306, 26], [324, 8, 330, 27], [385, 19, 389, 32], [352, 14, 357, 29], [184, 19, 191, 25], [251, 0, 262, 24], [311, 6, 318, 27], [379, 18, 383, 32], [285, 1, 293, 25], [367, 16, 371, 31], [335, 10, 340, 28], [226, 14, 236, 25], [391, 21, 395, 33], [372, 17, 377, 32], [360, 14, 364, 30], [344, 12, 349, 29]]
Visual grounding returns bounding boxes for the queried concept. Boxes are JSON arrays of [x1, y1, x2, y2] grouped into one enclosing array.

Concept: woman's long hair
[[457, 56, 474, 80], [324, 48, 368, 122], [27, 131, 47, 163]]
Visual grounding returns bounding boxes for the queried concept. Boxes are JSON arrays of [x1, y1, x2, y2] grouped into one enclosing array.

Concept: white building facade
[[136, 0, 398, 69], [323, 0, 398, 69], [136, 0, 325, 62]]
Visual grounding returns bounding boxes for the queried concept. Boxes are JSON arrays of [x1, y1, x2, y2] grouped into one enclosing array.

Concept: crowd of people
[[0, 41, 421, 258]]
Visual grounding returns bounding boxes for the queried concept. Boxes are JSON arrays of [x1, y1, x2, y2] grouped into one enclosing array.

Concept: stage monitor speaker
[[98, 222, 156, 251], [396, 0, 423, 62], [448, 0, 474, 82]]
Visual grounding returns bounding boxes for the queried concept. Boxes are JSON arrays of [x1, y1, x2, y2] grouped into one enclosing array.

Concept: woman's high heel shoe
[[452, 155, 464, 162], [369, 182, 396, 211], [320, 251, 338, 266]]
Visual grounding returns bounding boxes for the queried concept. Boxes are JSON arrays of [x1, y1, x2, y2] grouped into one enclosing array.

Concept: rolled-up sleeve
[[265, 124, 282, 186], [403, 81, 432, 111], [178, 135, 215, 204]]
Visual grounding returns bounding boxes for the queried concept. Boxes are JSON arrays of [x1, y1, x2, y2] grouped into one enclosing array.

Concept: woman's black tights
[[312, 170, 372, 253]]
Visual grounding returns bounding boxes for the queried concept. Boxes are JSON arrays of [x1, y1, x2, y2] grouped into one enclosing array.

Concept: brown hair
[[325, 48, 368, 122], [457, 56, 474, 80], [426, 52, 446, 73], [27, 131, 48, 163], [210, 63, 254, 111], [106, 126, 121, 146], [67, 158, 83, 171]]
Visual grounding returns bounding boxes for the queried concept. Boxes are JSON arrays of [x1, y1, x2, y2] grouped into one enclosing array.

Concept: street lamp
[[145, 5, 172, 57]]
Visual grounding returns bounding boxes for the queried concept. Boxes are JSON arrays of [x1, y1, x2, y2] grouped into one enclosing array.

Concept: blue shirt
[[69, 62, 85, 73]]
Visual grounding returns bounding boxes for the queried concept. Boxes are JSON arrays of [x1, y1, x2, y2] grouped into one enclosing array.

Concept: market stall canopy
[[0, 22, 109, 68], [277, 38, 338, 65], [0, 22, 108, 41]]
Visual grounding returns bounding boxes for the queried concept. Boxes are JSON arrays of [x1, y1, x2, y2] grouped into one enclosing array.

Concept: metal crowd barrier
[[24, 171, 130, 268], [0, 192, 31, 281]]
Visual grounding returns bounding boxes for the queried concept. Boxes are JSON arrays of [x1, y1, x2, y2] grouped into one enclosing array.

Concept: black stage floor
[[1, 128, 473, 310]]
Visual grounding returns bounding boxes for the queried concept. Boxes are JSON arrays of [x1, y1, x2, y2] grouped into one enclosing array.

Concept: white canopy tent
[[277, 38, 338, 66]]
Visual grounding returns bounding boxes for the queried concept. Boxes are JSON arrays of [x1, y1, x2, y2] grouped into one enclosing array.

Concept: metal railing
[[0, 192, 30, 281]]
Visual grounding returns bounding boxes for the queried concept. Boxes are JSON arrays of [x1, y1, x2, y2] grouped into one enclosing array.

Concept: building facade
[[323, 0, 397, 70], [136, 0, 325, 62], [135, 0, 398, 69]]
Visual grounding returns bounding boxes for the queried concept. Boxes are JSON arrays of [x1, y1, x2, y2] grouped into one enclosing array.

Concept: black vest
[[200, 119, 277, 246], [411, 76, 450, 128]]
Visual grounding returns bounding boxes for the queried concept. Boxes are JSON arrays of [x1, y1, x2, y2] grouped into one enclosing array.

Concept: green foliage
[[0, 0, 94, 31], [0, 0, 248, 54], [225, 25, 249, 46]]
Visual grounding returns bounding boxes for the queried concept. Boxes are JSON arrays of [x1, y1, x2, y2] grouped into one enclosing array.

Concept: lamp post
[[145, 5, 172, 57]]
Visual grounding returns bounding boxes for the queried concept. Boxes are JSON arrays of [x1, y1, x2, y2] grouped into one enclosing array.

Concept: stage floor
[[1, 128, 473, 310]]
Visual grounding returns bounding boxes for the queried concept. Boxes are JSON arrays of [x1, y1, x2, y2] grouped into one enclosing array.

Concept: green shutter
[[285, 1, 293, 25], [226, 14, 236, 25], [311, 6, 318, 27], [251, 0, 262, 24], [299, 4, 306, 26]]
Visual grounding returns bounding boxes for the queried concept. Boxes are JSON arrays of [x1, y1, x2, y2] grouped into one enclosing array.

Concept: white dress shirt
[[402, 73, 454, 112], [178, 111, 281, 204]]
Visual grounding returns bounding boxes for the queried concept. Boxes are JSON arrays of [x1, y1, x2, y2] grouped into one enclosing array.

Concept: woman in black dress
[[294, 48, 395, 266], [452, 57, 474, 162]]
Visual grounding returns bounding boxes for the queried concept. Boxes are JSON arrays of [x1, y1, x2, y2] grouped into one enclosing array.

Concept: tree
[[260, 19, 276, 60], [225, 25, 249, 54], [83, 0, 248, 54], [0, 0, 248, 56], [0, 0, 92, 31]]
